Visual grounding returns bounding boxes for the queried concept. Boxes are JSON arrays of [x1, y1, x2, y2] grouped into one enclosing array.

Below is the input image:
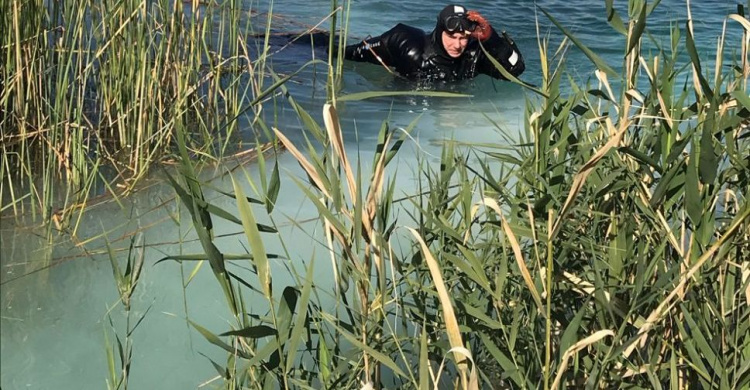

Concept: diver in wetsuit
[[344, 4, 524, 82]]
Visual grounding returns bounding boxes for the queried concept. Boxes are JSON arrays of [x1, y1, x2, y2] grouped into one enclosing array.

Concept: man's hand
[[467, 11, 492, 41]]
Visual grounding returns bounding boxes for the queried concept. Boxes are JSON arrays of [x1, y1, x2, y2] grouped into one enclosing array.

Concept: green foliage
[[165, 0, 750, 389], [104, 233, 150, 390], [0, 0, 292, 228]]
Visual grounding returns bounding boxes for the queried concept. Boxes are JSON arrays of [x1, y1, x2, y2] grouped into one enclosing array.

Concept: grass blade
[[231, 174, 272, 299]]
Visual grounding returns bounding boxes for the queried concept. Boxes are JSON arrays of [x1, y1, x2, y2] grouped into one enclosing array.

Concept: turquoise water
[[1, 1, 745, 388]]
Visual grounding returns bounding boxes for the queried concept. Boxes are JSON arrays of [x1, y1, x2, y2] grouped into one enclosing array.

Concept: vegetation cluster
[[2, 0, 749, 389]]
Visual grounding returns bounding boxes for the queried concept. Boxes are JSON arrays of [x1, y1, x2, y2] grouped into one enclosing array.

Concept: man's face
[[441, 31, 470, 58]]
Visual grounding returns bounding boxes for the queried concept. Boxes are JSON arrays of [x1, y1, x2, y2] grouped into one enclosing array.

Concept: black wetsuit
[[344, 23, 525, 82]]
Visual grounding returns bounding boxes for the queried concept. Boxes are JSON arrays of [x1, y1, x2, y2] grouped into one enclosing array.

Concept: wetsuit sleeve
[[476, 29, 525, 80], [345, 32, 396, 66], [344, 24, 423, 74]]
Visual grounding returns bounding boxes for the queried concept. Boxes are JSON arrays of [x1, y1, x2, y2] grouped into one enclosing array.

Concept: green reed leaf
[[189, 320, 250, 359], [285, 93, 325, 141], [699, 117, 718, 185], [232, 174, 272, 299], [285, 259, 313, 374], [732, 90, 750, 111], [186, 261, 204, 287], [680, 304, 722, 374], [626, 0, 648, 55], [618, 146, 663, 174], [686, 142, 702, 224], [649, 157, 685, 208], [560, 303, 588, 354], [605, 0, 627, 34], [289, 176, 348, 238], [266, 160, 280, 213], [199, 351, 230, 380], [165, 168, 234, 313], [675, 317, 712, 381], [353, 162, 364, 253], [457, 301, 502, 329], [156, 254, 278, 264], [104, 238, 125, 294], [224, 59, 325, 132], [104, 328, 117, 389], [205, 202, 243, 225], [277, 286, 299, 346], [539, 6, 618, 77], [258, 140, 268, 202], [318, 335, 331, 385], [647, 0, 663, 16], [196, 193, 276, 233], [385, 115, 420, 166], [478, 42, 549, 98], [221, 325, 278, 339], [246, 340, 279, 368], [202, 184, 263, 204], [323, 313, 407, 378], [455, 246, 493, 293], [685, 20, 715, 100], [478, 332, 527, 388]]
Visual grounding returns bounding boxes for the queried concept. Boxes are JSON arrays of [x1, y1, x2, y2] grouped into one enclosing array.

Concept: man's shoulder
[[392, 23, 425, 34], [383, 23, 426, 40], [377, 23, 429, 75]]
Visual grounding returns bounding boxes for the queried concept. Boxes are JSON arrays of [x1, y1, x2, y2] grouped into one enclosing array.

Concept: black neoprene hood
[[431, 4, 470, 59], [436, 4, 470, 33]]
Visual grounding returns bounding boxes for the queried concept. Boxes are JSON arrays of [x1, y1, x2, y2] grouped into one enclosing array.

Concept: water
[[1, 0, 744, 388]]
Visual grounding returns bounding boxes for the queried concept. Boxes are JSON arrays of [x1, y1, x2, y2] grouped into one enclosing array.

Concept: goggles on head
[[444, 14, 476, 33]]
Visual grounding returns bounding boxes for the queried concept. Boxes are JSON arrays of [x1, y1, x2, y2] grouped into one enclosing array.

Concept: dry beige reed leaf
[[481, 198, 544, 312], [728, 14, 750, 33], [550, 116, 628, 241], [360, 381, 374, 390], [432, 347, 479, 390], [323, 104, 357, 203], [636, 181, 685, 257], [621, 363, 669, 379], [623, 207, 750, 358], [324, 219, 340, 294], [465, 204, 480, 245], [595, 70, 618, 117], [743, 263, 750, 305], [273, 127, 332, 200], [562, 271, 611, 302], [322, 104, 380, 241], [405, 227, 472, 385], [365, 131, 392, 221], [551, 330, 615, 389]]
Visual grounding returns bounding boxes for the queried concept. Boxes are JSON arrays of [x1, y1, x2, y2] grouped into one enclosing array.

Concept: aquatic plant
[[168, 1, 750, 389], [0, 0, 311, 229], [104, 233, 148, 390]]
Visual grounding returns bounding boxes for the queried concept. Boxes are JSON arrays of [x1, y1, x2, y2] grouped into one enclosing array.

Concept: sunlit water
[[1, 0, 743, 388]]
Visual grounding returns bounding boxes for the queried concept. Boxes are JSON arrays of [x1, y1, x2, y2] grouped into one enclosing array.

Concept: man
[[344, 4, 525, 82]]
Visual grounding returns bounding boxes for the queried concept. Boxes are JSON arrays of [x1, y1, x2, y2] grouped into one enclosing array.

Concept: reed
[[104, 233, 147, 390], [0, 0, 292, 228], [167, 1, 749, 389], [6, 0, 747, 388]]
